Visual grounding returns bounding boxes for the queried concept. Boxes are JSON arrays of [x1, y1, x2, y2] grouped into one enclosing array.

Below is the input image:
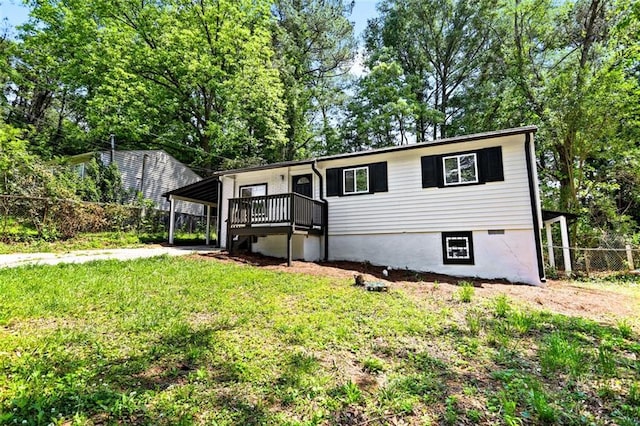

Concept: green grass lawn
[[0, 231, 212, 254], [0, 257, 638, 425]]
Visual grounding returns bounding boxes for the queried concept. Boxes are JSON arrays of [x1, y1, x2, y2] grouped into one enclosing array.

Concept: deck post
[[545, 222, 555, 268], [287, 230, 292, 267], [168, 196, 176, 245], [205, 204, 211, 245], [559, 215, 571, 273]]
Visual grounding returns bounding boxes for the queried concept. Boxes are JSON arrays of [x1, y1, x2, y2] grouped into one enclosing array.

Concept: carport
[[163, 176, 220, 245]]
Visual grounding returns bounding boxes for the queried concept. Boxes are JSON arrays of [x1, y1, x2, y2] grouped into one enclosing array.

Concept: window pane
[[240, 184, 266, 197], [459, 154, 477, 183], [446, 237, 470, 259], [444, 157, 459, 184], [344, 170, 355, 193], [356, 168, 368, 192]]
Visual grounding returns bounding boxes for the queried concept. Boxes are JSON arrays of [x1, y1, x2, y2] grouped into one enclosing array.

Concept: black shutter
[[479, 147, 504, 182], [421, 155, 443, 188], [368, 162, 388, 193], [326, 167, 342, 196]]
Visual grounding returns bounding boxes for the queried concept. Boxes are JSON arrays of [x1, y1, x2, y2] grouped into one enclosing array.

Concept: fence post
[[626, 244, 635, 271], [584, 250, 590, 277]]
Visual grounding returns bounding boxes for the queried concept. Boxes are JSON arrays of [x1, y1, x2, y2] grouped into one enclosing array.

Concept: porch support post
[[205, 204, 211, 245], [545, 222, 555, 269], [287, 230, 292, 267], [559, 215, 571, 273], [168, 196, 176, 245]]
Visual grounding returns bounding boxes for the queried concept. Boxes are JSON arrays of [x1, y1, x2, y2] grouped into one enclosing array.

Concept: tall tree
[[273, 0, 356, 160], [10, 0, 288, 169], [503, 0, 640, 235], [364, 0, 496, 142]]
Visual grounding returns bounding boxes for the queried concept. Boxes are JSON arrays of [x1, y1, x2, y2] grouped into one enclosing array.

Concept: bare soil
[[194, 251, 640, 325]]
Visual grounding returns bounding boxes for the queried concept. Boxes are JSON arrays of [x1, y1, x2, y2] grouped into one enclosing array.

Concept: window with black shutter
[[421, 146, 503, 189], [325, 162, 388, 196]]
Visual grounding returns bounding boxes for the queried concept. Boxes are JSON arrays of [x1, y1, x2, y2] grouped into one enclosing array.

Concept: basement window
[[442, 231, 474, 265]]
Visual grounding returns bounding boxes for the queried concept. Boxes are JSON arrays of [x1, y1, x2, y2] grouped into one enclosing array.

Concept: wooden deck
[[226, 193, 327, 265]]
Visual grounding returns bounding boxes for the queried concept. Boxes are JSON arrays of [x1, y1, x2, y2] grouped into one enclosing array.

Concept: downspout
[[524, 132, 546, 282], [311, 160, 329, 261], [216, 177, 223, 248]]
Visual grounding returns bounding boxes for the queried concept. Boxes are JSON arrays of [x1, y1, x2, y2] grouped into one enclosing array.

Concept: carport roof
[[163, 176, 219, 205]]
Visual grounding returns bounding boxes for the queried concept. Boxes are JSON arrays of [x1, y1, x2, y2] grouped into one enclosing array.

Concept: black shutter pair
[[326, 162, 388, 196], [421, 146, 503, 188]]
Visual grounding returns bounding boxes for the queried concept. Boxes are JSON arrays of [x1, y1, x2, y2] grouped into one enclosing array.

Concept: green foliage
[[456, 282, 475, 302], [539, 333, 588, 377], [362, 357, 386, 374], [494, 294, 512, 318]]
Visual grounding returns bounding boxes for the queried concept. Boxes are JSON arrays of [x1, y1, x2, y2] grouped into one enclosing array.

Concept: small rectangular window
[[443, 153, 478, 186], [442, 231, 474, 265], [239, 183, 267, 198], [343, 166, 369, 194]]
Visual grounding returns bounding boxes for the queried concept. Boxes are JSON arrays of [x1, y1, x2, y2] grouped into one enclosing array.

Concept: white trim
[[442, 153, 478, 186], [343, 166, 369, 194], [445, 236, 471, 260]]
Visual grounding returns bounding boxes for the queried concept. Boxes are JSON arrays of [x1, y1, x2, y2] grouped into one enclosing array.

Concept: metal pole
[[206, 205, 211, 245], [110, 134, 115, 164], [168, 196, 176, 245]]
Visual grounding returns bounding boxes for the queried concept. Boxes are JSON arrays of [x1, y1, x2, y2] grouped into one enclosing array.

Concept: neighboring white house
[[71, 150, 202, 215], [166, 126, 546, 284]]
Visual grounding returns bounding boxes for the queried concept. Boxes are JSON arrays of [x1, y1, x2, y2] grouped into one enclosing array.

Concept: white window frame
[[343, 166, 369, 194], [445, 236, 471, 260], [442, 153, 478, 186]]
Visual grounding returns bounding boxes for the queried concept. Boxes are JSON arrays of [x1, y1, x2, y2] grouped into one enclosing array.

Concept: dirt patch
[[192, 252, 640, 325]]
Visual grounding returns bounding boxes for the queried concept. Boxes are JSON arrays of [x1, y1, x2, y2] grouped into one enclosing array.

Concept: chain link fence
[[0, 194, 213, 243], [547, 244, 640, 276]]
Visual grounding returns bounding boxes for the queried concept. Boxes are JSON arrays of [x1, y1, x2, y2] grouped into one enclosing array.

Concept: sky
[[1, 0, 380, 39]]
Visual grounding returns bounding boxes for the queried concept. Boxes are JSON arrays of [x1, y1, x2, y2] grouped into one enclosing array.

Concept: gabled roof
[[218, 126, 537, 176]]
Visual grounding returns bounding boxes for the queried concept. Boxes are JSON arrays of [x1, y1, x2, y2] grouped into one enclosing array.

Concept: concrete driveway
[[0, 246, 218, 269]]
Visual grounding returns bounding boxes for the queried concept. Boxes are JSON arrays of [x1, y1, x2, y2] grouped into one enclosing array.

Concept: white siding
[[322, 134, 533, 235], [101, 150, 202, 215]]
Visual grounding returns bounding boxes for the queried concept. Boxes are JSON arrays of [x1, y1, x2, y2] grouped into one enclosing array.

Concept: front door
[[292, 174, 312, 198]]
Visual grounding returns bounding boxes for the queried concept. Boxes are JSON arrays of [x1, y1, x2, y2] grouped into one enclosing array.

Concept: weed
[[617, 319, 633, 339], [494, 294, 511, 318], [628, 382, 640, 405], [467, 408, 482, 423], [465, 309, 482, 335], [444, 396, 458, 425], [457, 282, 475, 303], [362, 357, 385, 374], [530, 388, 557, 423], [596, 345, 616, 376], [539, 333, 587, 377], [334, 381, 362, 404]]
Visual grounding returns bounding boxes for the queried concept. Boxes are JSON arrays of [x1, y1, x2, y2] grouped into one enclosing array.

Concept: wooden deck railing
[[228, 193, 325, 231]]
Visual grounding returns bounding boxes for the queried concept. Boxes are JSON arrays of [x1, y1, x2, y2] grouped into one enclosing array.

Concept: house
[[165, 126, 547, 285], [70, 150, 202, 216]]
